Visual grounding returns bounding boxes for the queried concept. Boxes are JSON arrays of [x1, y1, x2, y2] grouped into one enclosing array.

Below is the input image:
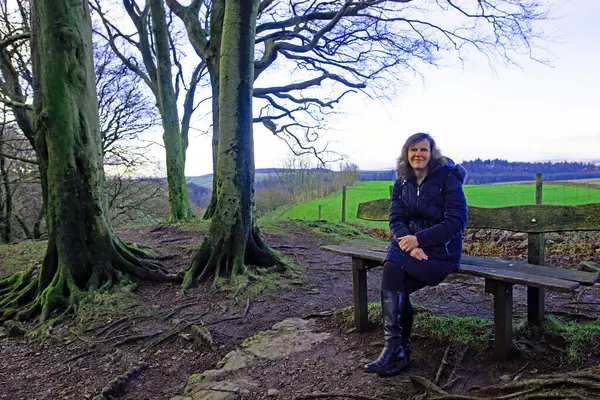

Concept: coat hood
[[444, 158, 468, 184]]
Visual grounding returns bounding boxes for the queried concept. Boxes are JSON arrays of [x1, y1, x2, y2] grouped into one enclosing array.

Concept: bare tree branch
[[254, 73, 365, 96], [0, 151, 37, 165], [0, 96, 31, 110], [90, 0, 157, 96], [0, 32, 28, 50]]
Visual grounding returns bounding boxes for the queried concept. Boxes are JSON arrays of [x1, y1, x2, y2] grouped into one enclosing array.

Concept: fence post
[[318, 205, 322, 220], [341, 186, 347, 223], [527, 172, 545, 325]]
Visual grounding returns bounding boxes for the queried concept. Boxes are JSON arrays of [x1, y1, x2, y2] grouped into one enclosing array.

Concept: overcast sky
[[146, 0, 600, 177]]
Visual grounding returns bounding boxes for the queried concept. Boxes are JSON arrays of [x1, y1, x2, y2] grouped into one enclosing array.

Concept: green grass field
[[268, 181, 600, 228]]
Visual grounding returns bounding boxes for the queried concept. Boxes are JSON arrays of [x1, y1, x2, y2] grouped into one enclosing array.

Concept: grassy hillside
[[266, 181, 600, 229]]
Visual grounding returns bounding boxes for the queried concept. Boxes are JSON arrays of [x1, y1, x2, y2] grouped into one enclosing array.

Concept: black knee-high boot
[[363, 291, 409, 375], [400, 297, 414, 357]]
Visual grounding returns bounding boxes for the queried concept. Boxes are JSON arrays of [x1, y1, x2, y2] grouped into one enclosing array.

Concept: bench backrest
[[357, 200, 600, 233]]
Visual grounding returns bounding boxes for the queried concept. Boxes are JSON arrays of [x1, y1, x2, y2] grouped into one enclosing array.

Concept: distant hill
[[184, 160, 600, 205], [186, 168, 331, 188], [185, 168, 332, 207]]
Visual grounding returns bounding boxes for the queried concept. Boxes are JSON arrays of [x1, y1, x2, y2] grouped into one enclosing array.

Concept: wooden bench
[[321, 199, 600, 361]]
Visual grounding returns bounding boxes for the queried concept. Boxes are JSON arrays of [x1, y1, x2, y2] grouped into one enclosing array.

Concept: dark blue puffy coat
[[384, 159, 468, 286]]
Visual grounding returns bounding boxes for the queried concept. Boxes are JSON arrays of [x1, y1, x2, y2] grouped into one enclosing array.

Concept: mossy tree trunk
[[201, 0, 224, 221], [0, 137, 12, 243], [202, 69, 220, 220], [183, 0, 283, 288], [149, 0, 193, 222], [0, 0, 175, 322]]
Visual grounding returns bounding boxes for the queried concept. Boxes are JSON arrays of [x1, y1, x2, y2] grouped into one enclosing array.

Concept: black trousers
[[381, 260, 426, 335], [381, 260, 426, 293]]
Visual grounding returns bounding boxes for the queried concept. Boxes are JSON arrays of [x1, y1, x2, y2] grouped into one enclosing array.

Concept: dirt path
[[0, 224, 598, 399]]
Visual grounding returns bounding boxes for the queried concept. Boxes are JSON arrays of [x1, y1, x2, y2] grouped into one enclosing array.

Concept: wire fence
[[272, 181, 600, 226]]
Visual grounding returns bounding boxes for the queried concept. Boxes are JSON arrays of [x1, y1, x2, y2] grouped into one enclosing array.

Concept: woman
[[364, 132, 468, 377]]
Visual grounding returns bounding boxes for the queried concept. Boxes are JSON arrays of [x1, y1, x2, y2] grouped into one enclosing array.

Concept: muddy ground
[[0, 222, 599, 399]]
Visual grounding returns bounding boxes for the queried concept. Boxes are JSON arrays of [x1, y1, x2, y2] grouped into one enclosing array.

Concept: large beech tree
[[181, 0, 284, 288], [167, 0, 549, 220], [169, 0, 549, 286], [92, 0, 203, 222], [0, 0, 174, 322]]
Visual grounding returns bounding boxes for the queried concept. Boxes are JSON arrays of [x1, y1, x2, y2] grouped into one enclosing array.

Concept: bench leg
[[352, 257, 369, 333], [527, 287, 545, 325], [485, 280, 513, 362]]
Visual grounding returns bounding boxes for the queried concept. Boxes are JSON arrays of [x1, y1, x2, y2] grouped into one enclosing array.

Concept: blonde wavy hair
[[396, 132, 447, 180]]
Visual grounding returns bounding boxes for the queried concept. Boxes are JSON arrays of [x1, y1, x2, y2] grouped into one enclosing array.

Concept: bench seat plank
[[461, 255, 598, 286], [320, 245, 387, 263], [320, 245, 580, 292], [457, 264, 578, 292]]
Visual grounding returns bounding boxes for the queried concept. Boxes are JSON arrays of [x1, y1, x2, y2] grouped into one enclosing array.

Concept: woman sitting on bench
[[364, 132, 468, 377]]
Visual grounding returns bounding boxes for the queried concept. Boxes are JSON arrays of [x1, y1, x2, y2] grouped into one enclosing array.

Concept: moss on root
[[0, 240, 47, 277], [181, 227, 286, 293], [0, 237, 178, 323]]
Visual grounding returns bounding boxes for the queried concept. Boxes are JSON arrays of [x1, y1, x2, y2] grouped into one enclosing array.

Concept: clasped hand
[[397, 235, 428, 260], [397, 235, 418, 252]]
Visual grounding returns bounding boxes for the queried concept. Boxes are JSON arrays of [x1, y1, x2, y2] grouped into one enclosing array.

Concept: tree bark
[[149, 0, 193, 221], [0, 149, 11, 243], [0, 47, 35, 147], [0, 127, 12, 243], [0, 0, 175, 322], [183, 0, 283, 288], [202, 68, 219, 220], [201, 0, 224, 220]]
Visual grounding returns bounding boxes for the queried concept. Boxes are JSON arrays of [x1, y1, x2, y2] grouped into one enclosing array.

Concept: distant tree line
[[461, 159, 600, 184], [355, 159, 600, 184]]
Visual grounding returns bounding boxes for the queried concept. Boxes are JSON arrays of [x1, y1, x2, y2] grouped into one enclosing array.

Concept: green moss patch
[[530, 314, 600, 362], [334, 303, 493, 353], [0, 240, 47, 277], [173, 219, 211, 232], [211, 257, 311, 303], [334, 304, 600, 362], [259, 219, 385, 247]]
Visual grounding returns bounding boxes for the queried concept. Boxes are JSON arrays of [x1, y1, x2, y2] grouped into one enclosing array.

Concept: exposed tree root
[[113, 330, 163, 347], [295, 392, 392, 400], [0, 236, 179, 323], [94, 316, 133, 337], [547, 311, 598, 321], [435, 346, 451, 385], [181, 226, 286, 292], [303, 310, 342, 319], [142, 314, 208, 354], [66, 348, 97, 363], [149, 225, 166, 233], [243, 298, 251, 316], [191, 324, 217, 350], [92, 361, 149, 400], [160, 301, 199, 321], [409, 365, 600, 400], [100, 322, 132, 341], [442, 347, 469, 390]]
